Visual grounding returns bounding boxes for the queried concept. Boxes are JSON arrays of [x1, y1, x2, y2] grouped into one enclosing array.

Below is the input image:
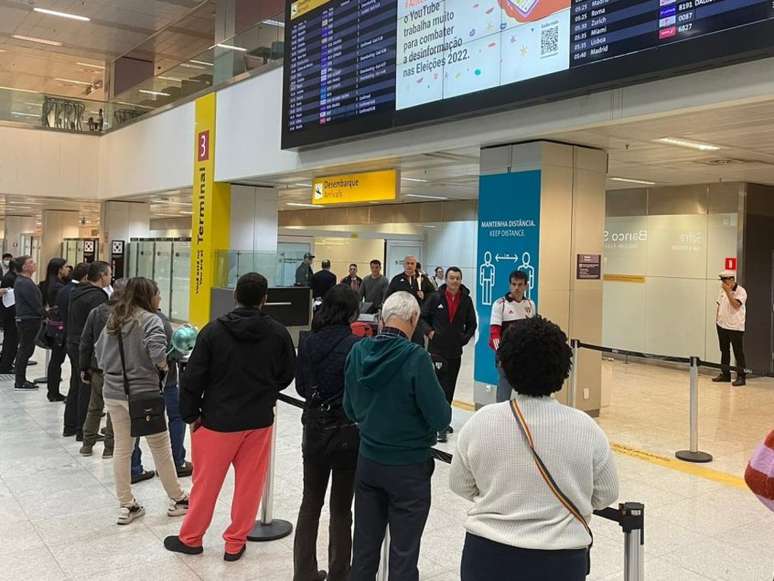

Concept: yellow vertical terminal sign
[[189, 93, 231, 329]]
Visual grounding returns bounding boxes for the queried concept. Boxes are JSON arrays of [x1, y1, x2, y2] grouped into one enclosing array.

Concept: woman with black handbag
[[294, 284, 361, 581], [96, 277, 188, 526], [42, 257, 69, 402]]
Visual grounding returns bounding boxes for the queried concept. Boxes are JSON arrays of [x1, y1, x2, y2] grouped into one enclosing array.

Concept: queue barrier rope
[[270, 391, 646, 581]]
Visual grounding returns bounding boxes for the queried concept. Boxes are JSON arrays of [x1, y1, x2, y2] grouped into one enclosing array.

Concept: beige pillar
[[40, 211, 80, 270], [475, 141, 607, 415]]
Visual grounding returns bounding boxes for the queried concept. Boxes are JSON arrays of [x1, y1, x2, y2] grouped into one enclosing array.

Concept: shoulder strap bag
[[301, 334, 359, 463], [510, 399, 593, 574], [117, 328, 167, 438]]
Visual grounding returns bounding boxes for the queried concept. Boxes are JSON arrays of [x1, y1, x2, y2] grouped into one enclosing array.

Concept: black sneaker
[[164, 535, 203, 555], [14, 382, 39, 390], [712, 374, 731, 383], [436, 431, 448, 443], [224, 545, 246, 562], [63, 429, 77, 437], [75, 433, 84, 442], [732, 377, 746, 387], [131, 470, 156, 484], [48, 393, 66, 402], [447, 426, 454, 434]]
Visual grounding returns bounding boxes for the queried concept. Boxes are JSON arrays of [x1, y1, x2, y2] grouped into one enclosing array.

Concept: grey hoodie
[[96, 310, 167, 401]]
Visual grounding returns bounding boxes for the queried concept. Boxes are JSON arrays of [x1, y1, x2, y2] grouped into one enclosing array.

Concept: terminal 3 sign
[[312, 169, 398, 205]]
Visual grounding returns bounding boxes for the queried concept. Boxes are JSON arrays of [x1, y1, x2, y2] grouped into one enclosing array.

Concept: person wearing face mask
[[490, 270, 536, 403], [42, 257, 69, 402], [1, 253, 13, 276]]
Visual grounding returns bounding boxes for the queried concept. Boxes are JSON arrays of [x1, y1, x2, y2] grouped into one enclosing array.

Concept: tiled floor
[[0, 349, 772, 580]]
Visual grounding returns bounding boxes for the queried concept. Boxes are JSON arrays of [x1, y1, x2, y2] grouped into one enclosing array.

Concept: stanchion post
[[621, 502, 645, 581], [568, 339, 579, 408], [248, 407, 293, 542], [376, 527, 390, 581], [675, 357, 713, 463]]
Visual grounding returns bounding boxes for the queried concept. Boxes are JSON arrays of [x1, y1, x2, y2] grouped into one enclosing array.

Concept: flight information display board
[[282, 0, 774, 147]]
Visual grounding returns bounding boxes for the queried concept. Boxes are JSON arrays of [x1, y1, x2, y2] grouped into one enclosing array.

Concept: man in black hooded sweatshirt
[[63, 261, 111, 440]]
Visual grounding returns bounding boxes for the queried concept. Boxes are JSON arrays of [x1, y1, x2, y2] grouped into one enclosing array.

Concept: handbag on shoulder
[[117, 329, 167, 438]]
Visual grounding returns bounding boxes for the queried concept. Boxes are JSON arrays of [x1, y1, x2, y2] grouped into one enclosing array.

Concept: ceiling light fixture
[[77, 62, 105, 70], [33, 7, 90, 21], [157, 76, 183, 82], [138, 89, 170, 97], [179, 62, 205, 70], [609, 177, 656, 186], [11, 111, 39, 118], [655, 137, 722, 151], [287, 202, 322, 208], [12, 34, 62, 46], [213, 43, 247, 52], [190, 59, 214, 66], [263, 19, 285, 27], [405, 194, 448, 200], [55, 77, 92, 86], [401, 177, 428, 183], [293, 182, 313, 187]]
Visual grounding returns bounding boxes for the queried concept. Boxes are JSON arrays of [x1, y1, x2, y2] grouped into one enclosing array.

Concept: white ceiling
[[0, 0, 211, 98]]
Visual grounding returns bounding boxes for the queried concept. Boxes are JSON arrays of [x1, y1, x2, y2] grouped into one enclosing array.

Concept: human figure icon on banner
[[480, 251, 496, 306], [517, 251, 534, 300]]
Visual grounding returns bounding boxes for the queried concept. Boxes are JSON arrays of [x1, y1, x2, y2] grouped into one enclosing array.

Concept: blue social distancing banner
[[474, 171, 541, 386]]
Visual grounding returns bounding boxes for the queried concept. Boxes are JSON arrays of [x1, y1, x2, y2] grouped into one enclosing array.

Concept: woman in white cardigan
[[450, 316, 619, 581]]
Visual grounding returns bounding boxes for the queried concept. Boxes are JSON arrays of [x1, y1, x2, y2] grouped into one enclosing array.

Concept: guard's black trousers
[[716, 325, 746, 378]]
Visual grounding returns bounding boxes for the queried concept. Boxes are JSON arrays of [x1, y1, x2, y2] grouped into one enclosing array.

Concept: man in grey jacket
[[13, 255, 43, 390], [359, 259, 388, 313]]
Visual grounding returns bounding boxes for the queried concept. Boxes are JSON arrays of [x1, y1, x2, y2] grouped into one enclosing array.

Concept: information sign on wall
[[474, 171, 541, 386], [312, 170, 398, 205], [577, 254, 601, 280], [725, 257, 737, 271], [111, 240, 125, 281]]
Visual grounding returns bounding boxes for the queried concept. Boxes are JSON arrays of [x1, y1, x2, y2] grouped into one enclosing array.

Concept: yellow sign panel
[[189, 93, 231, 329], [290, 0, 331, 20], [312, 170, 397, 205]]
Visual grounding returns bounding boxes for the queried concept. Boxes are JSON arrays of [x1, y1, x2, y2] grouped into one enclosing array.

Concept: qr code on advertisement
[[541, 23, 559, 57]]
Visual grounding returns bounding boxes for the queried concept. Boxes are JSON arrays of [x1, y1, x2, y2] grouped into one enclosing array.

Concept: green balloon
[[171, 324, 198, 355]]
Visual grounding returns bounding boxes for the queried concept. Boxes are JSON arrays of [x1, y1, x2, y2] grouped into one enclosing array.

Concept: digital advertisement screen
[[282, 0, 774, 148]]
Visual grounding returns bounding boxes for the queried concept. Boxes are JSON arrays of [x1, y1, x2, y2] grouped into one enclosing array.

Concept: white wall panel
[[0, 126, 99, 198], [98, 101, 195, 198]]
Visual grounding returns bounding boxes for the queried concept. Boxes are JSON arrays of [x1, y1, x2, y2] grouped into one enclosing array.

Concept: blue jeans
[[164, 383, 187, 468], [130, 384, 187, 475], [496, 364, 513, 403]]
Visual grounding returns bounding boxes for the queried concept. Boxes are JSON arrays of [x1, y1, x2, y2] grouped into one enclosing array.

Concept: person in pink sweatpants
[[164, 272, 296, 561]]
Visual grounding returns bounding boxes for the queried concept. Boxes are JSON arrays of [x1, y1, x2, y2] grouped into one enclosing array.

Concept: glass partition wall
[[126, 238, 191, 322]]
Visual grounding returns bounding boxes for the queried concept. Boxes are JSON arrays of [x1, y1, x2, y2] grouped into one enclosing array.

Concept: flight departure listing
[[286, 0, 398, 133], [283, 0, 774, 142]]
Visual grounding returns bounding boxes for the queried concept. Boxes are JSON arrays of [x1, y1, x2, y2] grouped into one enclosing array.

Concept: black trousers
[[14, 318, 40, 386], [293, 458, 356, 581], [435, 356, 461, 405], [46, 341, 67, 399], [717, 325, 746, 378], [461, 533, 587, 581], [63, 342, 89, 434], [351, 455, 434, 581], [0, 314, 18, 372]]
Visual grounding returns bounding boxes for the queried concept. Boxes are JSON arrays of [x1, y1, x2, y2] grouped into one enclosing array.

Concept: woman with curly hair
[[450, 316, 619, 580]]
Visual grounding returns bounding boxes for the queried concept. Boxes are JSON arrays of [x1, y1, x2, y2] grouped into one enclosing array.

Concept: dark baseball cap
[[304, 252, 315, 259]]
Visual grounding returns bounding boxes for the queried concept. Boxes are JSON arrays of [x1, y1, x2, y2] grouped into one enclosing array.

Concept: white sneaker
[[167, 494, 189, 517], [117, 504, 145, 525]]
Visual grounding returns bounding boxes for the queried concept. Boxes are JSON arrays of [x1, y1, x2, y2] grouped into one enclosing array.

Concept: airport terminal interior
[[1, 0, 773, 580]]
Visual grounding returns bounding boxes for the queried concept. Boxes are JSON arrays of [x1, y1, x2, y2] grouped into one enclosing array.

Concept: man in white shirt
[[490, 271, 536, 402], [713, 270, 747, 387]]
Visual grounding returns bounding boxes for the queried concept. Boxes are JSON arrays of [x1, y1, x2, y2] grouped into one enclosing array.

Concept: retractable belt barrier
[[265, 392, 645, 581], [570, 338, 771, 465]]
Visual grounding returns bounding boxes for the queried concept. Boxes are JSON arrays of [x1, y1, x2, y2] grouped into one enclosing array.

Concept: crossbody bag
[[301, 334, 359, 462], [117, 330, 167, 438], [510, 399, 593, 574]]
